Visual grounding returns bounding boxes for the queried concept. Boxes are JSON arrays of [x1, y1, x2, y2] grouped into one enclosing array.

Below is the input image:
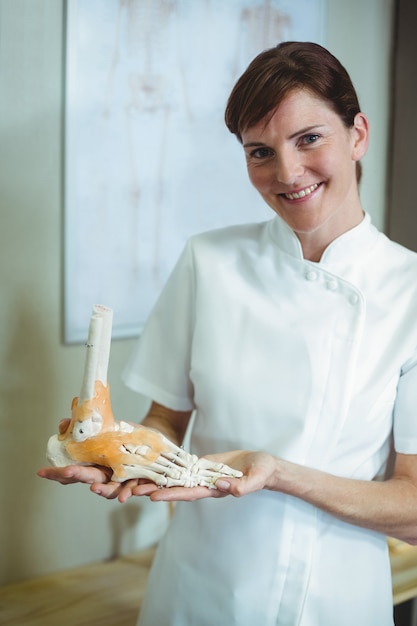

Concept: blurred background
[[1, 0, 412, 592]]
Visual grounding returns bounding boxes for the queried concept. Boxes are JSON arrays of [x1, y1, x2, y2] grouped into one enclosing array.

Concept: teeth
[[285, 184, 319, 200]]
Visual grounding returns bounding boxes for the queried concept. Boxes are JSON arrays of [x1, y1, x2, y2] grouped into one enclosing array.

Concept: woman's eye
[[301, 134, 320, 145], [250, 147, 273, 159]]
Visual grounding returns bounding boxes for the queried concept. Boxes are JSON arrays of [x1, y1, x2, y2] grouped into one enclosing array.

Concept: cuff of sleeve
[[394, 435, 417, 455], [122, 369, 195, 413]]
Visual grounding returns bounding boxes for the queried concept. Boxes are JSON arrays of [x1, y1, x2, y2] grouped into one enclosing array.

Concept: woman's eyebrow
[[243, 141, 268, 148], [288, 124, 325, 139]]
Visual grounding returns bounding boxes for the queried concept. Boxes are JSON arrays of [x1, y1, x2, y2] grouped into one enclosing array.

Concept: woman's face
[[241, 89, 369, 253]]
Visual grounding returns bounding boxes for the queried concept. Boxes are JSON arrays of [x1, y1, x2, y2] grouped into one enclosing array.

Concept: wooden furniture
[[1, 540, 417, 625], [0, 546, 156, 626], [390, 539, 417, 606]]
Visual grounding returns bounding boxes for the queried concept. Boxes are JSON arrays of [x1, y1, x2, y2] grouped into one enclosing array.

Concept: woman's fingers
[[37, 464, 112, 485]]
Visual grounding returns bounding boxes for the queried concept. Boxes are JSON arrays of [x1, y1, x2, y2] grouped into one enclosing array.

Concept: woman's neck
[[296, 209, 365, 262]]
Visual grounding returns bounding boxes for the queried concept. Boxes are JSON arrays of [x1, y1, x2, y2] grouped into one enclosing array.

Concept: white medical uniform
[[123, 213, 417, 626]]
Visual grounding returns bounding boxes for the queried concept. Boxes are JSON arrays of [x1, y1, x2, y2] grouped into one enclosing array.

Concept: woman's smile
[[281, 182, 321, 201]]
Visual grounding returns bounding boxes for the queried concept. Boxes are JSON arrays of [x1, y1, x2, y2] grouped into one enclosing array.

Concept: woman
[[40, 42, 417, 625]]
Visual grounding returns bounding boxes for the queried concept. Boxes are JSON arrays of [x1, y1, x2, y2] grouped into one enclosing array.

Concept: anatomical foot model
[[46, 305, 242, 488]]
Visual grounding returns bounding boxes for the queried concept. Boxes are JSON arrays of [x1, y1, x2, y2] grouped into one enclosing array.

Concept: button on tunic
[[123, 214, 417, 626]]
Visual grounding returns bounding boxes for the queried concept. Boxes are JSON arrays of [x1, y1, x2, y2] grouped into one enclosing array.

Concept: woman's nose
[[275, 151, 304, 185]]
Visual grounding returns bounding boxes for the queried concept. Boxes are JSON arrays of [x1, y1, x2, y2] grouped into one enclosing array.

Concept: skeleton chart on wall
[[64, 0, 326, 342]]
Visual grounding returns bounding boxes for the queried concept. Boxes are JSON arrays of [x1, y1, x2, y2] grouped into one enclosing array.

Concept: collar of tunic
[[267, 212, 379, 271]]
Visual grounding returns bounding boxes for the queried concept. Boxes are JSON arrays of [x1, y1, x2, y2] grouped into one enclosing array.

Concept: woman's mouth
[[282, 183, 320, 200]]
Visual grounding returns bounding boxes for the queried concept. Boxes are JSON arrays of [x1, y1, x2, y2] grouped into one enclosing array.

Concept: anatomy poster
[[64, 0, 326, 341]]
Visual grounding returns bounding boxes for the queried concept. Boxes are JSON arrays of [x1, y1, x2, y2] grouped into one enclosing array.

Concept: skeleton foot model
[[46, 305, 242, 488]]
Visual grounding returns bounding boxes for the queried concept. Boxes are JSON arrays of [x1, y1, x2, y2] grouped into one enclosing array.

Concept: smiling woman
[[39, 41, 417, 626]]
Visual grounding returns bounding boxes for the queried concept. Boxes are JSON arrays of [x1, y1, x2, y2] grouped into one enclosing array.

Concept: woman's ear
[[351, 112, 369, 162]]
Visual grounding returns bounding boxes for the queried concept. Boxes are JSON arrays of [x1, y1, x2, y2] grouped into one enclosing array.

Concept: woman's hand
[[132, 450, 278, 502], [37, 464, 112, 485], [37, 464, 154, 502]]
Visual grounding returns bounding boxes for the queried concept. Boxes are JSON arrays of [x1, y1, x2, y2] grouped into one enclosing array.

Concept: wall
[[387, 0, 417, 251], [0, 0, 394, 585], [0, 0, 165, 587], [327, 0, 394, 231]]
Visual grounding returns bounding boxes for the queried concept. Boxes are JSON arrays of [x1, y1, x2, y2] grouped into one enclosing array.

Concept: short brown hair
[[225, 41, 363, 183]]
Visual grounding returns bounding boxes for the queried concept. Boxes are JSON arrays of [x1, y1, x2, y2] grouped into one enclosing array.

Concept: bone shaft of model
[[92, 304, 113, 385], [79, 313, 103, 403]]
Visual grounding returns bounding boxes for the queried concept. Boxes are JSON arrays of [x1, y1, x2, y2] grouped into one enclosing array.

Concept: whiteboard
[[64, 0, 327, 342]]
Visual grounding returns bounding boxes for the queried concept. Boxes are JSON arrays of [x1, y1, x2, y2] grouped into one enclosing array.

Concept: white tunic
[[123, 214, 417, 626]]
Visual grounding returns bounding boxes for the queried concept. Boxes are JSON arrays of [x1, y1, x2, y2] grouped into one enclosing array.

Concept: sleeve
[[122, 240, 196, 411], [393, 346, 417, 453]]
